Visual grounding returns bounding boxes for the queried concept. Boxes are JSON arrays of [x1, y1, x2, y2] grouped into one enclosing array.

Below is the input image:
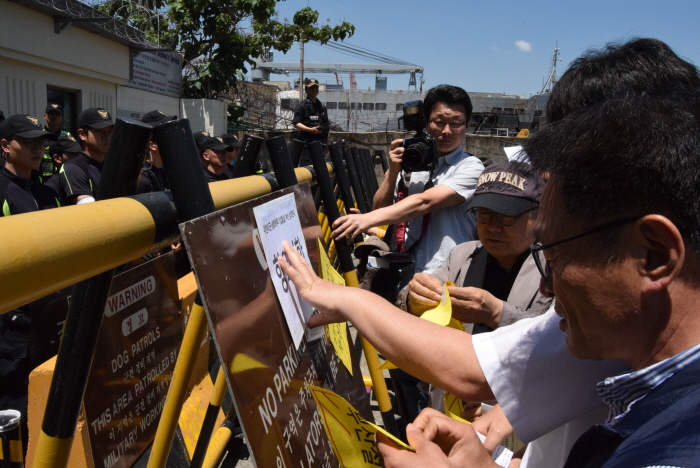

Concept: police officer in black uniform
[[40, 104, 71, 178], [198, 136, 233, 182], [0, 114, 60, 216], [53, 108, 114, 205], [136, 110, 177, 194], [0, 114, 61, 450], [44, 134, 82, 195], [292, 78, 329, 166]]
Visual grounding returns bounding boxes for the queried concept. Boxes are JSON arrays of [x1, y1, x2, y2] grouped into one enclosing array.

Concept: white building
[[0, 0, 226, 135]]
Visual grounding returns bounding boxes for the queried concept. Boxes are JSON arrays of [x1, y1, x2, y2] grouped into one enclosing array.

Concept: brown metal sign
[[181, 183, 371, 468], [83, 253, 183, 468]]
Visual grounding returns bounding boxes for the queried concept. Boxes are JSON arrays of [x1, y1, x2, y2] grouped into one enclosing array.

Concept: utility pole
[[299, 40, 305, 101]]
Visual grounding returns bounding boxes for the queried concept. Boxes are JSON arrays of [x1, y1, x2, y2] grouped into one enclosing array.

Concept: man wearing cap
[[220, 133, 241, 172], [0, 114, 60, 216], [198, 136, 233, 182], [44, 134, 82, 194], [402, 161, 550, 330], [136, 110, 177, 193], [292, 78, 329, 166], [40, 104, 71, 178], [394, 161, 550, 420], [54, 107, 114, 204]]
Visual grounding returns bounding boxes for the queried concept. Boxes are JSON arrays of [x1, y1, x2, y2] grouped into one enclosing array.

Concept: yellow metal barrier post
[[188, 367, 228, 468]]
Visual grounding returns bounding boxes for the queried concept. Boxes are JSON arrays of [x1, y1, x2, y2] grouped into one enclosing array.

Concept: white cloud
[[491, 45, 501, 52], [515, 40, 532, 52]]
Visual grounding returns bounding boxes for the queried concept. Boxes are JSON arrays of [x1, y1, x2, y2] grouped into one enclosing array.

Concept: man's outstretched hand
[[377, 408, 499, 468], [278, 241, 346, 328]]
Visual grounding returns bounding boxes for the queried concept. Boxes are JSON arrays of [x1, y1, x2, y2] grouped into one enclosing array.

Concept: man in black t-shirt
[[198, 136, 233, 182], [0, 114, 60, 216], [136, 110, 177, 194], [53, 108, 114, 204], [292, 78, 329, 166]]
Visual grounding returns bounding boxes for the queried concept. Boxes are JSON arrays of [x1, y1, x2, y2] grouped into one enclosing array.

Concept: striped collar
[[597, 342, 700, 429]]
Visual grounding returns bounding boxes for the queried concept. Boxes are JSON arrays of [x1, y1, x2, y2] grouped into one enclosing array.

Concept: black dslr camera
[[400, 100, 437, 173]]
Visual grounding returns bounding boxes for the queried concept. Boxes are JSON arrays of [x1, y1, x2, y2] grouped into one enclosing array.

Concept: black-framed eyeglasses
[[11, 137, 48, 150], [530, 216, 642, 278], [471, 205, 539, 227]]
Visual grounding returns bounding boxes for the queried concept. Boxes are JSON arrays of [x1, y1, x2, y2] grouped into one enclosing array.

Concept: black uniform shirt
[[136, 163, 169, 194], [204, 168, 231, 183], [0, 167, 60, 216], [292, 98, 329, 143], [55, 152, 103, 202]]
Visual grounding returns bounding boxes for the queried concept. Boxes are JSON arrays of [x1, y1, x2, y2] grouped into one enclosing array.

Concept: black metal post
[[266, 135, 299, 189], [231, 134, 265, 179], [376, 150, 389, 173], [328, 144, 356, 215], [342, 146, 369, 213], [290, 139, 306, 168], [360, 148, 379, 194], [308, 141, 400, 437], [350, 147, 373, 212], [40, 118, 152, 448]]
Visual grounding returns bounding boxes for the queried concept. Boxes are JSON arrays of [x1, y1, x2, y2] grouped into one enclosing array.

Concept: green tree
[[99, 0, 354, 98]]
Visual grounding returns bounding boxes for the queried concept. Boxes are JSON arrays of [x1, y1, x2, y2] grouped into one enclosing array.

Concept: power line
[[315, 41, 418, 66]]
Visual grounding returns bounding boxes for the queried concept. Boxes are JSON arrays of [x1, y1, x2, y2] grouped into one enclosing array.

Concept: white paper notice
[[476, 432, 513, 467], [504, 145, 529, 163], [253, 193, 314, 348]]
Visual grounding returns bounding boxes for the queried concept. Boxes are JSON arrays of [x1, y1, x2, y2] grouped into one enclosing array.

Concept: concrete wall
[[0, 2, 129, 83], [181, 99, 227, 135], [242, 129, 522, 166], [0, 57, 117, 118], [0, 0, 132, 117], [116, 86, 181, 120]]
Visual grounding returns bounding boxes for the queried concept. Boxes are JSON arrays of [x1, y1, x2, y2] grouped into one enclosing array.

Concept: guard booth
[[0, 118, 398, 468]]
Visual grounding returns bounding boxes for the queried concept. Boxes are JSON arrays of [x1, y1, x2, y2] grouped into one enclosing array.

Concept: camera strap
[[401, 168, 436, 254]]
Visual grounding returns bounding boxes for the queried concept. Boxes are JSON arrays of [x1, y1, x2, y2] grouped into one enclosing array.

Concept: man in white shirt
[[331, 85, 484, 273]]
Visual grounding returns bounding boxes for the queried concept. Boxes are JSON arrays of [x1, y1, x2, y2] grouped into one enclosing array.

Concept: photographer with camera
[[332, 84, 484, 274], [292, 78, 329, 166]]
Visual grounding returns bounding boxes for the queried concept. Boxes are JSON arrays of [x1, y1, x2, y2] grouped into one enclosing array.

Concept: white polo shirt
[[403, 147, 484, 273]]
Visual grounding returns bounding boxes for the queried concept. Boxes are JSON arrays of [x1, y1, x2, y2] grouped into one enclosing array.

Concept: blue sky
[[258, 0, 700, 96]]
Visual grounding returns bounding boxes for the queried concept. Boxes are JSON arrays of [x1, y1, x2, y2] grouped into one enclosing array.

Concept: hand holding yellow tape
[[443, 392, 469, 423], [317, 239, 353, 375], [380, 282, 462, 370], [309, 385, 412, 467]]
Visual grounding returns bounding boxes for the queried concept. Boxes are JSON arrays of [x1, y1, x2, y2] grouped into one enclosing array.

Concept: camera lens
[[403, 142, 429, 171]]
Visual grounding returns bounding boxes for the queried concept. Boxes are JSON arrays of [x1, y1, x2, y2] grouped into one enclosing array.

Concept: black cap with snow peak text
[[466, 161, 544, 216], [0, 114, 58, 141], [77, 108, 114, 129], [141, 110, 177, 125], [305, 78, 320, 88]]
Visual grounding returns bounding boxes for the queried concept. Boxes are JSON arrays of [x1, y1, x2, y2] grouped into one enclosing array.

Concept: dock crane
[[252, 59, 424, 93]]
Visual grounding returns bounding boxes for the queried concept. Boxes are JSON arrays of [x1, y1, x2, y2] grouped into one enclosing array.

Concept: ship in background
[[242, 43, 561, 136]]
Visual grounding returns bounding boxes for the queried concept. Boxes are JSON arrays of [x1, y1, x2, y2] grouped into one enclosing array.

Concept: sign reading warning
[[83, 254, 182, 468]]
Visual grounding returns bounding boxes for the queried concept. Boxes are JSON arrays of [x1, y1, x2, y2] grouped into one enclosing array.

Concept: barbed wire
[[36, 0, 170, 49]]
